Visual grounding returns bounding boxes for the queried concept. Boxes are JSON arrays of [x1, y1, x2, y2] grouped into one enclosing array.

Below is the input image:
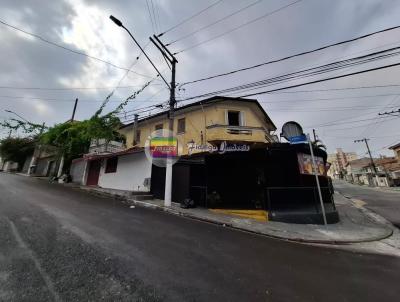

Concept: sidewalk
[[80, 186, 394, 245]]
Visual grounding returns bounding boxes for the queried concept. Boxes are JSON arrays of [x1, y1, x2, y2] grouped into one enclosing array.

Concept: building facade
[[389, 142, 400, 160], [327, 148, 358, 179], [118, 96, 277, 155]]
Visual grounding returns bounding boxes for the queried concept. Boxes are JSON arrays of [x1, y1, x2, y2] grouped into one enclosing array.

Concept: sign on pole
[[307, 134, 328, 225]]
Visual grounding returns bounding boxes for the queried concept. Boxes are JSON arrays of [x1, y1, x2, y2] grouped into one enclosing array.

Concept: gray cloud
[[1, 0, 399, 157]]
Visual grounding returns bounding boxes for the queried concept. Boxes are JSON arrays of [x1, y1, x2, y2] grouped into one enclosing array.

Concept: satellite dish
[[281, 121, 304, 141]]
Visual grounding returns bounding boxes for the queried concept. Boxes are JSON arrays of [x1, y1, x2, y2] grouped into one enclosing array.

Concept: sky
[[0, 0, 399, 157]]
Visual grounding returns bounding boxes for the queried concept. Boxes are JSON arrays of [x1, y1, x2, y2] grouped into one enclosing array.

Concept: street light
[[110, 15, 178, 207], [109, 15, 170, 89]]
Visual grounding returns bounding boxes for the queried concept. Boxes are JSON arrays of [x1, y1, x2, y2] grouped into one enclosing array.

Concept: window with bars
[[105, 157, 118, 173]]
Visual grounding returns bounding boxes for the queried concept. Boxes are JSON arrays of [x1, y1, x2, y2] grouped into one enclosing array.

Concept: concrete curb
[[336, 190, 397, 229], [75, 186, 394, 245]]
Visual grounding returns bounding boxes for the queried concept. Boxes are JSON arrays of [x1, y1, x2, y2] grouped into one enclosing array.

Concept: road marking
[[7, 218, 62, 302], [210, 209, 268, 222], [352, 199, 366, 208]]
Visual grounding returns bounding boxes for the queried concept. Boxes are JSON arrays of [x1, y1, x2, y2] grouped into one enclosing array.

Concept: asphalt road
[[1, 173, 399, 302], [334, 180, 400, 228]]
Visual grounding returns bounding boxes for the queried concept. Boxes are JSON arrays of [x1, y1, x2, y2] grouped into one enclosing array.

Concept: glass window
[[177, 118, 186, 134], [155, 124, 163, 130]]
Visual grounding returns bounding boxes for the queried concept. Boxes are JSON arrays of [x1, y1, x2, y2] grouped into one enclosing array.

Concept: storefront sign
[[289, 134, 308, 144], [150, 137, 178, 158], [187, 141, 250, 155], [297, 153, 326, 176]]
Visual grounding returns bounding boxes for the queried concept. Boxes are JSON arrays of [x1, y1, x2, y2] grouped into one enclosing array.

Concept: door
[[46, 161, 56, 177], [86, 160, 101, 186]]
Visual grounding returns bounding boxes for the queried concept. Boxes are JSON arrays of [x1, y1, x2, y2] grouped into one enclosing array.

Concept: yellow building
[[119, 96, 277, 155]]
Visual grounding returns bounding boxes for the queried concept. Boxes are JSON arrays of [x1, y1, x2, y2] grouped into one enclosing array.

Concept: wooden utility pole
[[354, 138, 377, 174], [71, 98, 78, 121]]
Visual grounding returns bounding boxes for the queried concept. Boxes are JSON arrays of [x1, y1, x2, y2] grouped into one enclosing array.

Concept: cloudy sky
[[1, 0, 399, 157]]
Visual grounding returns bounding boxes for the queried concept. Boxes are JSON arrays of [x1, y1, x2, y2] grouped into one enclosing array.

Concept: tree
[[0, 80, 152, 174], [0, 137, 35, 170], [40, 116, 125, 171]]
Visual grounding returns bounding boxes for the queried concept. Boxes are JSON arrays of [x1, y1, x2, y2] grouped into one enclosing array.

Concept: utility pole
[[312, 129, 317, 142], [133, 114, 139, 145], [354, 138, 378, 185], [58, 98, 78, 177], [150, 34, 178, 207], [71, 98, 79, 121], [110, 16, 177, 207]]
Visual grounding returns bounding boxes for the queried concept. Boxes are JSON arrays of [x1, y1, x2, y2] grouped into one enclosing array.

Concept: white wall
[[3, 161, 18, 171], [98, 152, 152, 192]]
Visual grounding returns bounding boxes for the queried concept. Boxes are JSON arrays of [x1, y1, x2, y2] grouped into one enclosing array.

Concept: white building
[[70, 147, 152, 193]]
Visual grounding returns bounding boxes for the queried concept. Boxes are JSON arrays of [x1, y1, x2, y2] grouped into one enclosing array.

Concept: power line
[[310, 115, 389, 128], [180, 47, 400, 101], [305, 107, 387, 128], [269, 83, 400, 94], [117, 87, 167, 115], [0, 94, 168, 103], [101, 41, 152, 105], [146, 0, 157, 34], [322, 118, 399, 131], [199, 48, 400, 98], [259, 93, 400, 104], [0, 18, 157, 80], [232, 61, 400, 99], [174, 0, 304, 54], [166, 0, 262, 45], [159, 0, 224, 36], [180, 24, 400, 86]]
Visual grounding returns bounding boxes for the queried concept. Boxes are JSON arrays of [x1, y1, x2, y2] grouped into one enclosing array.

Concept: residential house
[[72, 96, 339, 224], [345, 157, 398, 187], [345, 158, 373, 185], [389, 142, 400, 160], [118, 96, 277, 154], [75, 96, 276, 189]]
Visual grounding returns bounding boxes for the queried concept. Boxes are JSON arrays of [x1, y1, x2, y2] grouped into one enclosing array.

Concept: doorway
[[86, 160, 101, 186]]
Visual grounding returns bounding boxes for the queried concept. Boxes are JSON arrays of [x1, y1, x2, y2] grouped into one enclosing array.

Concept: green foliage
[[0, 137, 35, 169], [1, 80, 153, 166], [40, 115, 125, 162], [0, 119, 46, 135]]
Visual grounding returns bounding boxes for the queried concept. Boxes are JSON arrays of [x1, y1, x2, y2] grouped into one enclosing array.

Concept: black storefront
[[151, 143, 339, 224]]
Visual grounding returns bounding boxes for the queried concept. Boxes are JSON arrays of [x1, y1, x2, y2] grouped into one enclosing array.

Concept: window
[[177, 118, 186, 134], [228, 111, 241, 126], [155, 123, 163, 130], [135, 130, 141, 143], [105, 157, 118, 173]]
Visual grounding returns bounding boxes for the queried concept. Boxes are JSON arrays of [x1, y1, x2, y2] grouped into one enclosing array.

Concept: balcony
[[206, 124, 269, 144], [88, 139, 126, 155]]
